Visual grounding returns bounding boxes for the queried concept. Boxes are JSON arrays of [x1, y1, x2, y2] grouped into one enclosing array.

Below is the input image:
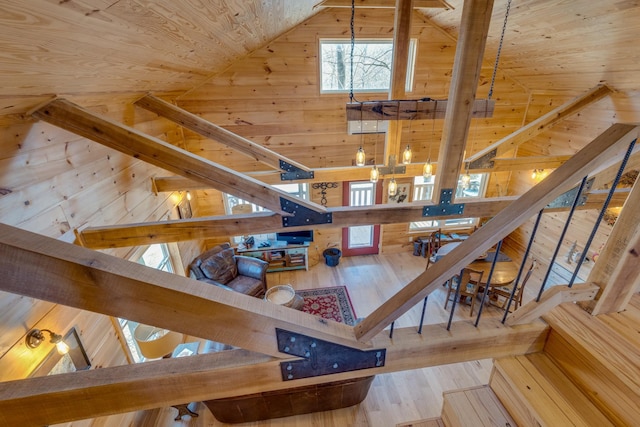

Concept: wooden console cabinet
[[236, 242, 309, 272]]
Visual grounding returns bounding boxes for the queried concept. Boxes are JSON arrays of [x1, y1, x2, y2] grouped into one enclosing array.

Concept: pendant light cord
[[488, 0, 512, 100]]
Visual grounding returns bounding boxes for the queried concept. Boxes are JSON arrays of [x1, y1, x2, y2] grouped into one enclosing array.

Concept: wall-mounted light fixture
[[26, 329, 70, 355], [531, 169, 546, 181]]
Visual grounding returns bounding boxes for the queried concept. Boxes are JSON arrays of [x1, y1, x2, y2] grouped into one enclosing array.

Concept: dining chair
[[490, 260, 537, 311], [423, 229, 441, 270], [444, 268, 484, 316]]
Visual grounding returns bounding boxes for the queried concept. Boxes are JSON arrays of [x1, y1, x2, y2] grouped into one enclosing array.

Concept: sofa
[[188, 243, 268, 298]]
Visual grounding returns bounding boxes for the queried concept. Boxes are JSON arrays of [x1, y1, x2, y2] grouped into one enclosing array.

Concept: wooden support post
[[587, 175, 640, 315], [31, 99, 325, 215], [432, 0, 494, 200]]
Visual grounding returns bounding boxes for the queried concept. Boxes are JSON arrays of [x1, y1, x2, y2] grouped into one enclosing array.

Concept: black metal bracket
[[280, 160, 314, 181], [276, 328, 385, 381], [546, 177, 594, 209], [467, 149, 497, 170], [423, 189, 465, 217], [280, 197, 332, 227]]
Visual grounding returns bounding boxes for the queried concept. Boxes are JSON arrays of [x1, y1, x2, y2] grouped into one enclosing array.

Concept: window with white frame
[[410, 173, 488, 231], [320, 39, 417, 93], [119, 244, 174, 363], [225, 183, 310, 243]]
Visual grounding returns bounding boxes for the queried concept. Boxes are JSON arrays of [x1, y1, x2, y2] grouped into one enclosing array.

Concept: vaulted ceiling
[[2, 0, 639, 119]]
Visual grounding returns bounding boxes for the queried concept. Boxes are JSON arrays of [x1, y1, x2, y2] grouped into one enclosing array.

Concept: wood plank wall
[[0, 93, 202, 426], [504, 90, 640, 278], [177, 7, 531, 255]]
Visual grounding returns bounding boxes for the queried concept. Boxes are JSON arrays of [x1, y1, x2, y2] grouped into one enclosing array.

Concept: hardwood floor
[[134, 251, 530, 427]]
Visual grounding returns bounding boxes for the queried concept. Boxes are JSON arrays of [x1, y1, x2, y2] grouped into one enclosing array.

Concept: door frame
[[341, 180, 383, 257]]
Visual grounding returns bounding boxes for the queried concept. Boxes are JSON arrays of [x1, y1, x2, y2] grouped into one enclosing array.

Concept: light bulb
[[370, 166, 379, 183], [56, 340, 70, 355], [423, 160, 433, 179], [186, 191, 192, 201], [402, 145, 412, 165], [388, 177, 398, 197], [355, 146, 366, 167]]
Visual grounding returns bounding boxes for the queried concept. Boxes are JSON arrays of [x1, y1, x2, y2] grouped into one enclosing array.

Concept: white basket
[[264, 284, 295, 307]]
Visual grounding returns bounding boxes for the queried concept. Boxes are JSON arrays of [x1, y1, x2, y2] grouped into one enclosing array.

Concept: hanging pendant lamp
[[370, 165, 379, 183], [423, 159, 433, 179], [402, 144, 412, 165], [355, 146, 366, 166], [388, 177, 398, 197]]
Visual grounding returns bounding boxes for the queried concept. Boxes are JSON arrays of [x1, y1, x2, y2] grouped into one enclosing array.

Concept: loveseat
[[188, 243, 268, 298]]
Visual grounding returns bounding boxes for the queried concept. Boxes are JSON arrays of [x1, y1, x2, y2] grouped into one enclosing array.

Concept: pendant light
[[402, 144, 412, 164], [423, 161, 433, 179], [370, 165, 380, 182], [461, 162, 471, 189], [388, 177, 398, 197], [355, 146, 366, 166]]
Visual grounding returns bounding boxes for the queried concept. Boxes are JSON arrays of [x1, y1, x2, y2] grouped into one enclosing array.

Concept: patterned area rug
[[297, 286, 357, 325]]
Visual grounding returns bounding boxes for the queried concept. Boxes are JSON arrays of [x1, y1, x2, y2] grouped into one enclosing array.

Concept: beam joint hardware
[[276, 329, 385, 380], [280, 198, 332, 227], [423, 189, 465, 217], [280, 160, 314, 181]]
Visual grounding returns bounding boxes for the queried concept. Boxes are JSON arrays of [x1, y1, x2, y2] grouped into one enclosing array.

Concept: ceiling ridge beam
[[355, 123, 639, 341], [0, 223, 360, 357], [135, 94, 311, 175], [466, 84, 613, 163], [0, 318, 546, 426], [318, 0, 450, 8], [31, 99, 326, 215]]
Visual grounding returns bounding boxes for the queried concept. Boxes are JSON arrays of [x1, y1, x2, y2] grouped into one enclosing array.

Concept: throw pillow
[[200, 248, 238, 284]]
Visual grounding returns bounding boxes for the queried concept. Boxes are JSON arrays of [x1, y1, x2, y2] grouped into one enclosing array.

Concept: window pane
[[320, 40, 416, 93], [349, 225, 374, 248]]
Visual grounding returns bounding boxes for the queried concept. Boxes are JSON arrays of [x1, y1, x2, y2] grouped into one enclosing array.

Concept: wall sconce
[[26, 329, 70, 355]]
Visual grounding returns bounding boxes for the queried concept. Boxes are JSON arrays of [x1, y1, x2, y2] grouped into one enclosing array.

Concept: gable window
[[410, 173, 488, 231], [319, 39, 417, 93]]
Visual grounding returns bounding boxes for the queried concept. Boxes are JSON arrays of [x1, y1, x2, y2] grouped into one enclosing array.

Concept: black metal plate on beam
[[423, 189, 465, 217], [276, 328, 385, 381], [468, 149, 496, 170], [546, 177, 594, 208], [280, 198, 332, 227], [280, 160, 314, 180]]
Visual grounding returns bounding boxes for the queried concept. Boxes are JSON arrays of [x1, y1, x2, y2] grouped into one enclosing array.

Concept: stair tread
[[543, 302, 640, 392], [442, 385, 515, 427]]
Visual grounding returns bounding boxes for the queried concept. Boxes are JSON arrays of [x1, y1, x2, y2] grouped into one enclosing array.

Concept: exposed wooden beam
[[135, 94, 311, 174], [78, 197, 518, 249], [0, 319, 546, 426], [466, 84, 613, 164], [78, 187, 628, 249], [31, 99, 325, 215], [355, 124, 639, 341], [588, 173, 640, 315], [506, 283, 600, 326], [151, 155, 571, 189], [319, 0, 450, 8], [346, 99, 495, 121], [433, 0, 494, 200], [0, 224, 362, 357]]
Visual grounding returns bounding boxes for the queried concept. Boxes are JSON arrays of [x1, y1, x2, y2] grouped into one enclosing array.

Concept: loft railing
[[358, 124, 639, 342]]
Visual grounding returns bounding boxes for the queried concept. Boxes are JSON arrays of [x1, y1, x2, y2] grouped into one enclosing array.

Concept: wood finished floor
[[133, 251, 538, 427]]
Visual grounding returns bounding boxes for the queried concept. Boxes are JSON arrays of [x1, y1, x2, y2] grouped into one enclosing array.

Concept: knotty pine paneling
[[180, 7, 530, 234], [0, 93, 201, 426]]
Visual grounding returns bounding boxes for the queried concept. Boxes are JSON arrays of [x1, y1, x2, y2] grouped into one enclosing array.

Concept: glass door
[[341, 181, 382, 256]]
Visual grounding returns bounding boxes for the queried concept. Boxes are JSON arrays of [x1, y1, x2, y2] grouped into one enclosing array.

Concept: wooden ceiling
[[2, 0, 639, 118]]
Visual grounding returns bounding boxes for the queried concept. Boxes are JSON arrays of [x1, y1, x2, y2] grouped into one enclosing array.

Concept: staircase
[[400, 294, 640, 426]]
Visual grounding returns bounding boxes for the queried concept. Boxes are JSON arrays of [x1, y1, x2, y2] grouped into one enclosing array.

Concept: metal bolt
[[332, 363, 338, 369], [311, 342, 316, 348], [286, 364, 292, 371], [284, 346, 290, 352], [290, 336, 296, 342], [287, 374, 293, 380]]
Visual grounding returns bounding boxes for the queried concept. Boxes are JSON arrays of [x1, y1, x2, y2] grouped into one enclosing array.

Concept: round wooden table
[[434, 242, 519, 286]]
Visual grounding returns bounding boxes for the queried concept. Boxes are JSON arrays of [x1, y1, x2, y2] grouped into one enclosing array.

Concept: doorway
[[341, 180, 382, 256]]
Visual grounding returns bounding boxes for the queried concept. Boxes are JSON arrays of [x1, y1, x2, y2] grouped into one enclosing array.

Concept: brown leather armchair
[[188, 243, 268, 298]]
